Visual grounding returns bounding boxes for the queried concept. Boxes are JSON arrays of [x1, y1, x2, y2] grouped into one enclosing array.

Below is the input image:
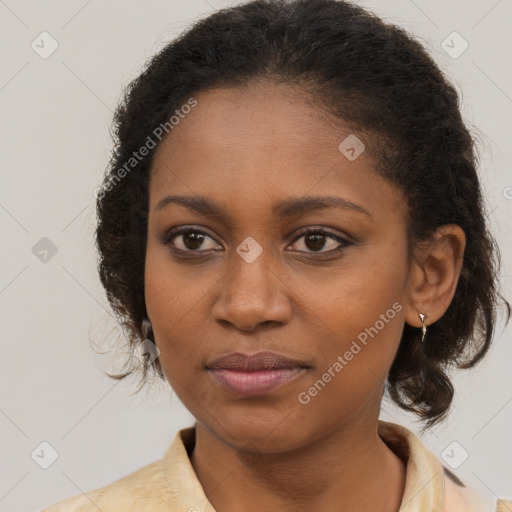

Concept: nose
[[211, 247, 292, 333]]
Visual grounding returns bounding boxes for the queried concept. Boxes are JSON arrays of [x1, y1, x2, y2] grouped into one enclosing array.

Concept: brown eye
[[289, 229, 352, 254], [163, 228, 221, 252]]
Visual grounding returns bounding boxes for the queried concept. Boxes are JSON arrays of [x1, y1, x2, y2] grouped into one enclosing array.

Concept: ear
[[404, 224, 466, 329]]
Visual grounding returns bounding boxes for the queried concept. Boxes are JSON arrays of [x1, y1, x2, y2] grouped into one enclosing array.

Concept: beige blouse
[[40, 420, 510, 511]]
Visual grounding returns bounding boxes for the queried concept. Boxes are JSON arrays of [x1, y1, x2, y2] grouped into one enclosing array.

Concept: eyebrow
[[154, 194, 371, 220]]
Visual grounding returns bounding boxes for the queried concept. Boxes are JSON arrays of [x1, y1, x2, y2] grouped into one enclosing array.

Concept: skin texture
[[144, 81, 466, 512]]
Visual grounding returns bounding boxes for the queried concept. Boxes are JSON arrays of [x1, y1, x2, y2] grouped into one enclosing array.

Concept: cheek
[[298, 238, 408, 397], [144, 248, 195, 373], [143, 245, 222, 388], [305, 239, 408, 344], [144, 239, 211, 335], [295, 297, 405, 432]]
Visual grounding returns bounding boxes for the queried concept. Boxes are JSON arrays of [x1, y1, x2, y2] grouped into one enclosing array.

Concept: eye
[[288, 228, 352, 255], [161, 227, 221, 252], [161, 226, 353, 256]]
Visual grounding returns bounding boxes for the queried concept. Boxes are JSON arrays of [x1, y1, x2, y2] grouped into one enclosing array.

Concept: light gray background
[[0, 0, 510, 510]]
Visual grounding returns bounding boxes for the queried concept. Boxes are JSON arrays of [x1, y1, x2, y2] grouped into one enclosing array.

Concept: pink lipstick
[[206, 351, 308, 397]]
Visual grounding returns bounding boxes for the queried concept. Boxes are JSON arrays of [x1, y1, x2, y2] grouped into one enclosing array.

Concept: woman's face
[[145, 82, 413, 452]]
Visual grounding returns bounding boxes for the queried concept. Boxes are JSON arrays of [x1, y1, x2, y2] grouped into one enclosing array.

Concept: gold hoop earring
[[418, 313, 428, 343]]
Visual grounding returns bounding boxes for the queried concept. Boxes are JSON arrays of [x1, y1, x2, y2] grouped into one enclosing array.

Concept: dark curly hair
[[94, 0, 510, 428]]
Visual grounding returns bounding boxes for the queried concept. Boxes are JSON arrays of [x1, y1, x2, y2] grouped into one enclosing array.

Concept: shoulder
[[443, 466, 511, 512], [496, 499, 512, 512], [39, 427, 200, 512], [40, 459, 174, 511], [378, 420, 509, 512]]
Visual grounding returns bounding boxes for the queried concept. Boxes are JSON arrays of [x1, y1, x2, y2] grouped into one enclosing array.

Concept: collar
[[162, 420, 446, 511], [378, 420, 445, 511]]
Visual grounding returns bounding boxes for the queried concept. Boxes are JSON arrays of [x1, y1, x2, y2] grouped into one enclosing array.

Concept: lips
[[206, 351, 308, 371], [206, 351, 309, 397]]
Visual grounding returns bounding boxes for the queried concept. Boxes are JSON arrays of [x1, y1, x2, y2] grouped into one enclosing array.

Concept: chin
[[200, 410, 317, 454]]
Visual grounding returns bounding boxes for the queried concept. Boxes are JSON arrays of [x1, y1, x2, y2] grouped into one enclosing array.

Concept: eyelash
[[160, 226, 353, 258]]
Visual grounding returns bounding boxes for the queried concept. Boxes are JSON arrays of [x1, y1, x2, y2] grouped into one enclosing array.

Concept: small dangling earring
[[418, 313, 428, 343], [138, 318, 159, 365], [141, 317, 153, 341]]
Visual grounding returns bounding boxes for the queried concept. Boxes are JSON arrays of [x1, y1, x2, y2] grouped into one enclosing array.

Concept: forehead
[[152, 83, 361, 178], [148, 82, 405, 223], [154, 82, 343, 164]]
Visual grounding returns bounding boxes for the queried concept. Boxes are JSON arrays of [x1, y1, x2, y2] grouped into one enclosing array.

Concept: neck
[[190, 417, 406, 512]]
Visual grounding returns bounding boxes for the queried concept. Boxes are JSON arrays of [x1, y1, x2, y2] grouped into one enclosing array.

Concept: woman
[[42, 0, 511, 510]]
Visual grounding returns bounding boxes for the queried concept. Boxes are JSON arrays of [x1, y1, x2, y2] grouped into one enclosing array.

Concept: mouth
[[206, 351, 309, 397]]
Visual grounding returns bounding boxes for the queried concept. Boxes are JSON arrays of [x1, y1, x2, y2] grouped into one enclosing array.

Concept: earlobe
[[404, 224, 466, 329]]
